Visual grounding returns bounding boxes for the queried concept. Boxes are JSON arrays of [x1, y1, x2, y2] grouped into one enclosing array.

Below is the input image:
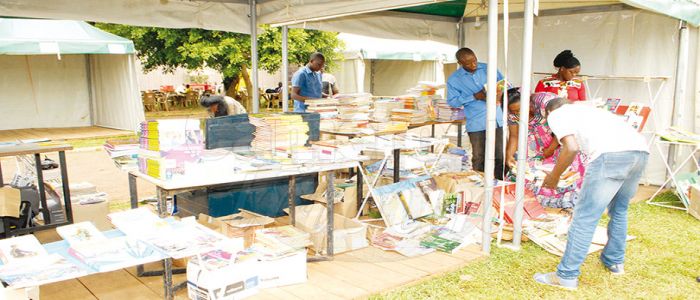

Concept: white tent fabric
[[259, 0, 448, 26], [0, 0, 250, 33], [0, 54, 145, 131], [89, 55, 145, 131], [0, 55, 91, 129]]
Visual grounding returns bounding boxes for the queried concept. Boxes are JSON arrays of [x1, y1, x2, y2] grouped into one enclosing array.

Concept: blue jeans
[[557, 151, 649, 279]]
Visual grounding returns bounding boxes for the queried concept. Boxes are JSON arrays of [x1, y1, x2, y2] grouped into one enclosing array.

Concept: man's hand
[[474, 89, 486, 100], [506, 156, 516, 168], [542, 171, 560, 189]]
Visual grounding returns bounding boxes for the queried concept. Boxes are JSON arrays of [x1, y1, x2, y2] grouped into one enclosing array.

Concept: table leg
[[289, 175, 296, 226], [58, 151, 73, 223], [157, 188, 168, 217], [0, 159, 4, 186], [356, 162, 363, 212], [431, 124, 436, 152], [326, 172, 335, 257], [457, 124, 463, 147], [163, 258, 174, 300], [129, 173, 138, 209], [393, 149, 400, 183], [34, 154, 51, 224]]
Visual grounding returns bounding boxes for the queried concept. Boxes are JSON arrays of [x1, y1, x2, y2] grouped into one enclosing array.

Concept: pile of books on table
[[371, 98, 404, 122], [434, 98, 464, 122], [335, 93, 372, 130], [249, 114, 309, 153], [391, 108, 429, 124], [137, 119, 204, 180], [104, 138, 139, 171], [305, 98, 339, 119]]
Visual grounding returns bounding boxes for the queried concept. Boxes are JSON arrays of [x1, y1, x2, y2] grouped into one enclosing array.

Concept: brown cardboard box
[[71, 200, 111, 231], [689, 186, 700, 221], [434, 171, 484, 194], [287, 204, 368, 255], [0, 186, 21, 218], [197, 210, 274, 248]]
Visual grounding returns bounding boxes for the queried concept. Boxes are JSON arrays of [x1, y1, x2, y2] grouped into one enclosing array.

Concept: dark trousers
[[468, 127, 504, 180]]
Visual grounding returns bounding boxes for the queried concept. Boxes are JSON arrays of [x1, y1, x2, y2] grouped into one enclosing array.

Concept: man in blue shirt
[[291, 52, 325, 112], [447, 48, 505, 179]]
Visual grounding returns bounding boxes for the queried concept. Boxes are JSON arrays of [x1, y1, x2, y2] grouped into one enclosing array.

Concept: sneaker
[[604, 263, 625, 275], [600, 257, 625, 275], [533, 272, 578, 290]]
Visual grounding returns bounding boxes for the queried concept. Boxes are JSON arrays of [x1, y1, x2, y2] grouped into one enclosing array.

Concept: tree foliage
[[96, 23, 344, 82]]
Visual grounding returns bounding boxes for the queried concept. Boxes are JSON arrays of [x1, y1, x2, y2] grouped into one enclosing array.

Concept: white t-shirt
[[547, 104, 648, 162]]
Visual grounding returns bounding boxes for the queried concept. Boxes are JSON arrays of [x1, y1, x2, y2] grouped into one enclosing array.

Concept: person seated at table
[[535, 50, 586, 101], [200, 93, 246, 117], [505, 88, 585, 208], [265, 82, 282, 94]]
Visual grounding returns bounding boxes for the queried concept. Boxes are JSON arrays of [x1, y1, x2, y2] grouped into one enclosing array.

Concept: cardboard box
[[71, 200, 111, 231], [289, 204, 368, 255], [257, 251, 307, 289], [198, 211, 274, 248], [434, 171, 484, 194], [689, 186, 700, 221], [187, 259, 259, 300], [0, 187, 21, 218]]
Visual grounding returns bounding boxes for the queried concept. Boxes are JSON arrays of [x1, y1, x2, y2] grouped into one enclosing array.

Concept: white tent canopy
[[337, 33, 456, 96], [0, 19, 144, 131]]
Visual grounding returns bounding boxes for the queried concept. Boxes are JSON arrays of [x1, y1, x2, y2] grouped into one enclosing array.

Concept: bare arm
[[506, 124, 519, 167], [543, 136, 560, 158], [542, 135, 579, 189], [291, 87, 308, 101]]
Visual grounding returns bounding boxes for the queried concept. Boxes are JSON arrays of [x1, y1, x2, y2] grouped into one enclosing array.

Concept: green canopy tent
[[0, 18, 144, 131]]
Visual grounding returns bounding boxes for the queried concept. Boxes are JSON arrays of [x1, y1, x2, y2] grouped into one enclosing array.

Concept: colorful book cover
[[399, 187, 434, 220], [56, 222, 108, 246], [419, 234, 461, 254]]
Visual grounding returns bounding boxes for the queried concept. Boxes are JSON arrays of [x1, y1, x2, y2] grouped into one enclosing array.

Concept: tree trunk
[[223, 74, 239, 98], [241, 66, 254, 112]]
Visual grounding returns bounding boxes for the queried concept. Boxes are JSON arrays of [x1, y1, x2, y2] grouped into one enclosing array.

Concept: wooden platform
[[38, 244, 484, 300], [0, 126, 133, 143]]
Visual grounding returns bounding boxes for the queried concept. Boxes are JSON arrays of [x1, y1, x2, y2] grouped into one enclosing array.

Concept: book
[[0, 235, 48, 264], [399, 187, 434, 220], [0, 254, 87, 288], [419, 234, 461, 254], [57, 222, 165, 272]]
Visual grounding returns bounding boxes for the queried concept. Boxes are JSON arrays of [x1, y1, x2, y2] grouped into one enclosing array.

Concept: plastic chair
[[142, 92, 158, 111]]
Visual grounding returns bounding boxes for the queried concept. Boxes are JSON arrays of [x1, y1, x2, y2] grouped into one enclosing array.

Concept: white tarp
[[0, 54, 144, 131], [259, 0, 448, 26], [0, 55, 91, 129], [89, 54, 145, 131], [0, 0, 250, 33]]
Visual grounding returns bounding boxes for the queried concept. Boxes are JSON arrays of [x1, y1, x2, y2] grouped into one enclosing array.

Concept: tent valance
[[0, 18, 135, 55]]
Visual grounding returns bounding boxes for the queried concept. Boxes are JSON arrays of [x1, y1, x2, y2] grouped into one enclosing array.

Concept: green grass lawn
[[372, 202, 700, 299]]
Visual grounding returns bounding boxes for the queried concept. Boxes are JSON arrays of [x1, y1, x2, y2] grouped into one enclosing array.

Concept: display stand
[[646, 136, 699, 210], [0, 143, 74, 237], [127, 160, 358, 300]]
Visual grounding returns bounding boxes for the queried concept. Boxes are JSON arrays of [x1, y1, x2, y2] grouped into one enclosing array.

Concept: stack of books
[[434, 98, 464, 121], [137, 119, 204, 180], [305, 98, 339, 119], [371, 98, 404, 122], [104, 138, 139, 171], [335, 93, 372, 130], [391, 108, 428, 124], [249, 114, 309, 153]]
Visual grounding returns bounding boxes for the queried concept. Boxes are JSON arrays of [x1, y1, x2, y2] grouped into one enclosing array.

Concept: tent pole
[[667, 20, 690, 170], [482, 0, 499, 254], [512, 0, 535, 249], [250, 0, 260, 113], [85, 55, 95, 126], [457, 17, 466, 48], [282, 25, 289, 112]]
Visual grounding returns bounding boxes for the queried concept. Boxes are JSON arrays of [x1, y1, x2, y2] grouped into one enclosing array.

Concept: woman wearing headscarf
[[505, 89, 585, 208], [535, 50, 586, 101], [199, 93, 246, 117]]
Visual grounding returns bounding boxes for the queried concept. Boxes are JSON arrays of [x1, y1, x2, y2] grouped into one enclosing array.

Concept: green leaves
[[96, 23, 344, 78]]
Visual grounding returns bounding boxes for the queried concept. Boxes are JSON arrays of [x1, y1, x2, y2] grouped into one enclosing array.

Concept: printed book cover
[[0, 235, 48, 264]]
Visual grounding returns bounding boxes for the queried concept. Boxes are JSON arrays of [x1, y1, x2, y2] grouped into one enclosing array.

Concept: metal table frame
[[127, 162, 352, 300], [0, 144, 74, 237]]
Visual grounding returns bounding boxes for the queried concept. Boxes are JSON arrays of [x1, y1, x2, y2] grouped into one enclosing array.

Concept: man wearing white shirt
[[534, 98, 649, 290]]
